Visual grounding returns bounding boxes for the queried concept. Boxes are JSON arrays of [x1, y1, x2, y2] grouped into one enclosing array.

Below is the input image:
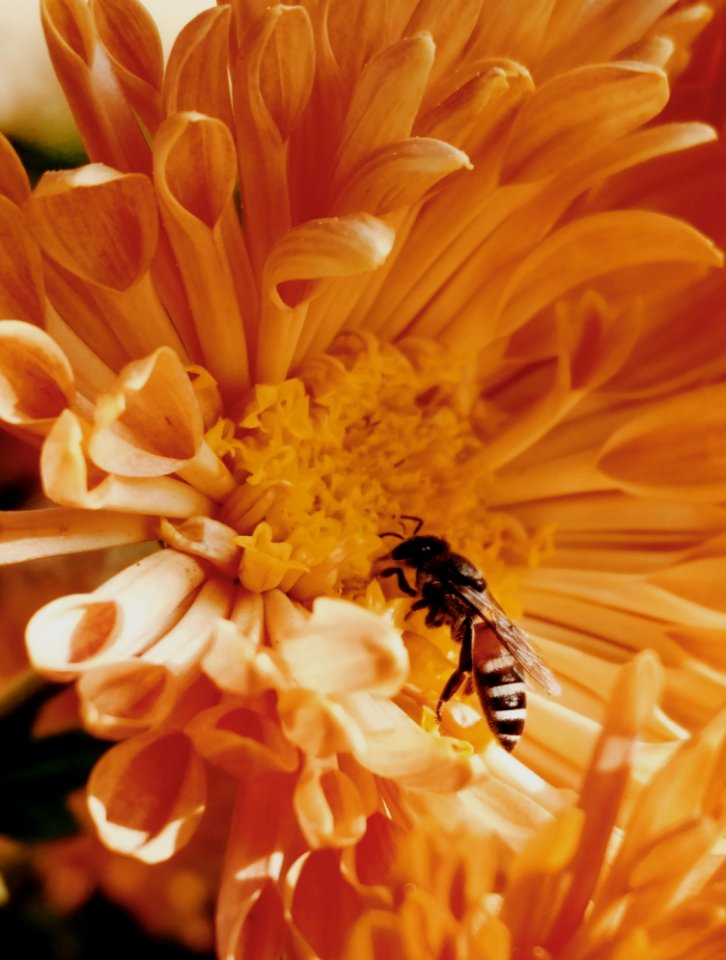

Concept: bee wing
[[456, 583, 561, 696]]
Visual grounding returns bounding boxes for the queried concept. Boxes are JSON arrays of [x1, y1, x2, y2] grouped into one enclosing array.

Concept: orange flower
[[0, 0, 725, 955]]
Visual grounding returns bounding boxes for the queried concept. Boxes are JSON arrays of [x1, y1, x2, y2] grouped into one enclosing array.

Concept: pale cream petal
[[87, 729, 206, 863], [293, 760, 368, 848], [42, 409, 214, 516], [0, 507, 156, 563], [26, 548, 206, 679], [267, 592, 408, 697], [0, 319, 74, 435], [160, 516, 240, 576], [278, 688, 367, 758], [185, 702, 299, 779]]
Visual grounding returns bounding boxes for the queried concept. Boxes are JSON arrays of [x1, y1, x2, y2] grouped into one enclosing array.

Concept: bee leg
[[436, 618, 474, 720], [379, 566, 417, 596]]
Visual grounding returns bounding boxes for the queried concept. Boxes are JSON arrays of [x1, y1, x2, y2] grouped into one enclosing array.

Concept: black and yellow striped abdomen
[[474, 652, 527, 753]]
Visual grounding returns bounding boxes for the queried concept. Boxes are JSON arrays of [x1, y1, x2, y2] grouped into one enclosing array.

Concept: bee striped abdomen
[[476, 655, 527, 753]]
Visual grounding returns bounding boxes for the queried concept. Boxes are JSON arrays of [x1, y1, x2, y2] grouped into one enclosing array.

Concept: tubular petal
[[0, 320, 74, 433], [0, 507, 156, 564], [293, 763, 368, 848], [26, 548, 206, 678], [87, 729, 207, 862], [89, 347, 203, 477]]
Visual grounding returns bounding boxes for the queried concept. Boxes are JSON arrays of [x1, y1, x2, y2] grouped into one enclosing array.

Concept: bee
[[379, 520, 560, 752]]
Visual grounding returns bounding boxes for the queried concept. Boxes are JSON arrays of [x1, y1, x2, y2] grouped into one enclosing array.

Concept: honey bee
[[380, 521, 559, 752]]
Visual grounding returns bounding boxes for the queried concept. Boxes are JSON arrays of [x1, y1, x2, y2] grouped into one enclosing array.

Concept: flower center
[[207, 333, 551, 608]]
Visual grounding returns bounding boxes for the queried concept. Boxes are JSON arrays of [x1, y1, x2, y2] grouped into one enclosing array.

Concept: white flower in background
[[0, 0, 213, 154]]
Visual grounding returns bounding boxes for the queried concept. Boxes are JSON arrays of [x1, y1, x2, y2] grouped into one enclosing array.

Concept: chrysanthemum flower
[[1, 0, 725, 955]]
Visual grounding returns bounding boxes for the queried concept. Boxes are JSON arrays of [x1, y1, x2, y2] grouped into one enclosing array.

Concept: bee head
[[389, 535, 449, 565]]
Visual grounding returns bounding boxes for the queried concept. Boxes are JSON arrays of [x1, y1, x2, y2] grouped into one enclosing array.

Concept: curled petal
[[501, 62, 670, 182], [154, 112, 251, 399], [186, 703, 299, 779], [334, 33, 435, 186], [164, 6, 233, 128], [26, 165, 158, 291], [26, 548, 206, 679], [278, 688, 366, 758], [344, 694, 483, 790], [203, 619, 288, 697], [87, 729, 206, 863], [89, 347, 203, 477], [495, 210, 723, 337], [269, 594, 408, 697], [294, 762, 369, 849], [264, 214, 395, 311], [333, 138, 472, 216], [91, 0, 164, 133], [289, 849, 365, 959], [255, 4, 315, 139], [41, 410, 214, 516], [0, 320, 74, 434], [160, 516, 240, 576]]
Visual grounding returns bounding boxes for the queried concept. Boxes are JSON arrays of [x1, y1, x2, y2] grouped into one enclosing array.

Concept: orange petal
[[186, 702, 299, 779], [290, 849, 364, 959], [216, 774, 298, 960], [270, 595, 408, 697], [41, 0, 150, 171], [87, 729, 206, 863], [0, 196, 47, 326], [501, 62, 669, 182], [41, 409, 214, 516], [293, 762, 368, 849], [153, 112, 250, 400], [0, 134, 31, 205], [333, 33, 435, 188], [0, 507, 155, 564], [333, 137, 471, 216], [91, 0, 164, 133], [89, 347, 203, 477], [0, 320, 74, 435], [26, 548, 206, 679], [597, 384, 726, 501], [494, 210, 723, 338], [164, 6, 234, 129]]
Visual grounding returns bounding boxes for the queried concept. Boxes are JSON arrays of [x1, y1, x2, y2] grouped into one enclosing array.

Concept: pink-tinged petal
[[267, 592, 408, 697], [26, 549, 206, 679], [0, 320, 74, 435], [344, 694, 483, 791], [87, 729, 206, 863], [186, 702, 299, 779], [294, 761, 368, 849], [216, 774, 301, 960], [41, 410, 214, 516], [0, 507, 156, 564], [278, 688, 366, 758]]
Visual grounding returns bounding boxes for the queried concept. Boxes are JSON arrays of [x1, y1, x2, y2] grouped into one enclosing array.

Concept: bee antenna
[[400, 514, 423, 535], [380, 531, 405, 541]]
